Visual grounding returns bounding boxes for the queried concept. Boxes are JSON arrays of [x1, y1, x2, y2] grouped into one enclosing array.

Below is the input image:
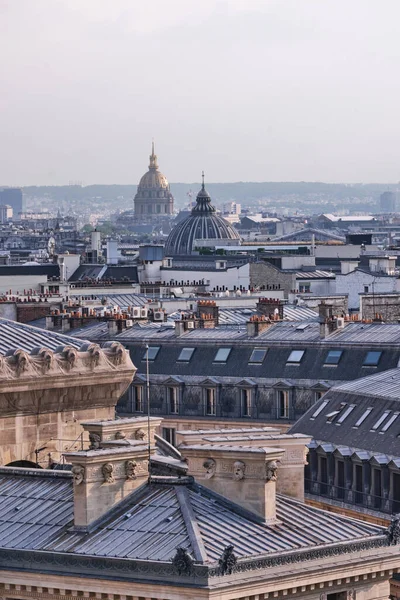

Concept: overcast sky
[[1, 0, 400, 185]]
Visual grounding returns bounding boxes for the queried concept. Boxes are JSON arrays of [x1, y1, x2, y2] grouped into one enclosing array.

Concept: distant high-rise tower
[[0, 188, 23, 217], [133, 143, 174, 222], [380, 191, 398, 213]]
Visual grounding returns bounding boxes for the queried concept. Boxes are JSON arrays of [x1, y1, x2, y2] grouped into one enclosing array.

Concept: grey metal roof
[[0, 470, 383, 563], [0, 318, 85, 354]]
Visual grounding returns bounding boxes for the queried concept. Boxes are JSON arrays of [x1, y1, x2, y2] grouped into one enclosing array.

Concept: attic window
[[336, 404, 356, 424], [326, 410, 340, 422], [371, 410, 391, 431], [143, 346, 160, 361], [178, 347, 195, 362], [287, 350, 305, 364], [353, 407, 373, 428], [311, 399, 329, 419], [363, 351, 382, 367], [249, 348, 267, 363], [324, 350, 343, 365], [380, 412, 399, 432], [214, 347, 232, 362]]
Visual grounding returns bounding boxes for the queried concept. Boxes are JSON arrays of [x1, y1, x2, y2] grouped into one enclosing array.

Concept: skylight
[[354, 407, 373, 428], [363, 351, 382, 367], [287, 350, 305, 364], [311, 400, 329, 419], [214, 347, 232, 362], [249, 348, 267, 363], [177, 347, 195, 362], [371, 410, 391, 431], [336, 404, 356, 424], [143, 346, 160, 361], [324, 350, 343, 365], [381, 412, 399, 432]]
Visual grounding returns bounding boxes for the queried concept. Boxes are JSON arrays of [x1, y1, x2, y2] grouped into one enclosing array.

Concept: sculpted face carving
[[115, 430, 126, 440], [125, 460, 137, 480], [39, 349, 54, 371], [266, 460, 278, 482], [14, 350, 29, 375], [233, 461, 245, 481], [88, 344, 101, 367], [135, 428, 146, 440], [64, 347, 78, 369], [203, 458, 216, 479], [71, 465, 85, 485], [102, 462, 114, 483], [89, 432, 101, 450], [105, 341, 125, 365]]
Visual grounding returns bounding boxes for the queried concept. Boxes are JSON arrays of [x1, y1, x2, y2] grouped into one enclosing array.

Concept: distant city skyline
[[2, 0, 400, 185]]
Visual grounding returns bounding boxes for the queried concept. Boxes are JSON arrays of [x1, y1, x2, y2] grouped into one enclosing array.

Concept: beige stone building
[[0, 319, 135, 467], [0, 417, 399, 600]]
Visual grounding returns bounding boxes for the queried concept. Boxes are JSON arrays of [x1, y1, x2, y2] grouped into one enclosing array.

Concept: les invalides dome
[[133, 143, 174, 222]]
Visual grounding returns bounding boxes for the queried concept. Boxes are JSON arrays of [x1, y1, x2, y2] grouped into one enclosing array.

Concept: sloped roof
[[0, 318, 85, 354], [0, 469, 383, 565]]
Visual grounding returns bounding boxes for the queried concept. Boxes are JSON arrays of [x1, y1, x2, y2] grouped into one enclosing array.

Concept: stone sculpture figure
[[203, 458, 216, 479], [71, 465, 85, 485], [388, 513, 400, 545], [125, 460, 137, 480], [135, 428, 146, 440], [172, 547, 194, 575], [266, 460, 278, 482], [115, 430, 126, 440], [219, 545, 237, 575], [233, 460, 245, 481], [102, 462, 114, 483], [89, 432, 101, 450]]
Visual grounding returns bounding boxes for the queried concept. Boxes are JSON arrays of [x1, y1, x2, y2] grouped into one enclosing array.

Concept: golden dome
[[138, 142, 169, 190]]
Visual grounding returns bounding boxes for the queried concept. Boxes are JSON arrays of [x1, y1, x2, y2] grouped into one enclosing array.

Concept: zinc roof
[[0, 470, 383, 564], [0, 318, 85, 354]]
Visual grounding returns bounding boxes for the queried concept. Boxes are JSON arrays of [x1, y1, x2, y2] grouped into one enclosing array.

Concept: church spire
[[149, 140, 158, 169]]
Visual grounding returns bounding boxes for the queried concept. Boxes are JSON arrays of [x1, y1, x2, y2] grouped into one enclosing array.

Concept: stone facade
[[250, 261, 296, 297], [0, 342, 135, 467]]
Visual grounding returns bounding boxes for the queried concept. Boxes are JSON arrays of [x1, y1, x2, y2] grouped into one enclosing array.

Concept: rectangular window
[[214, 347, 231, 362], [354, 407, 373, 427], [336, 460, 345, 499], [241, 389, 252, 417], [178, 347, 195, 362], [380, 411, 399, 432], [206, 388, 216, 415], [162, 427, 176, 447], [143, 346, 160, 361], [278, 390, 290, 419], [336, 404, 356, 424], [168, 387, 178, 414], [287, 350, 305, 364], [371, 410, 391, 431], [363, 351, 382, 366], [373, 468, 382, 509], [324, 350, 343, 365], [249, 348, 267, 363], [133, 386, 143, 412], [311, 399, 329, 419]]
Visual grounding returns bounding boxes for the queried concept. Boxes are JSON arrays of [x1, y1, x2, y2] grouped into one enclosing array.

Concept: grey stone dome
[[164, 179, 241, 256]]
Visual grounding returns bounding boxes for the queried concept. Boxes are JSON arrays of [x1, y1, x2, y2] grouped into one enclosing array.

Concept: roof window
[[249, 348, 267, 363], [143, 346, 160, 361], [353, 407, 373, 428], [324, 350, 343, 365], [336, 404, 356, 424], [214, 347, 232, 362], [287, 350, 305, 364], [380, 412, 399, 433], [177, 347, 195, 362], [363, 351, 382, 367], [310, 399, 329, 419], [371, 410, 391, 431], [326, 410, 340, 422]]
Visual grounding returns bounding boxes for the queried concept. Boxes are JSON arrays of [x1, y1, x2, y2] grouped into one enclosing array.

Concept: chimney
[[181, 445, 284, 524], [246, 315, 273, 337], [177, 429, 310, 502], [196, 300, 219, 327], [64, 444, 150, 530], [64, 416, 163, 530], [319, 302, 336, 338], [256, 297, 284, 320]]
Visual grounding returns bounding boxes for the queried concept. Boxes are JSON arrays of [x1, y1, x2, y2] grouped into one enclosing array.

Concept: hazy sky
[[1, 0, 400, 185]]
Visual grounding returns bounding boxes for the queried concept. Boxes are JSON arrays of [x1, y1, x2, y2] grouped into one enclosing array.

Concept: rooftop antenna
[[145, 343, 151, 477]]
